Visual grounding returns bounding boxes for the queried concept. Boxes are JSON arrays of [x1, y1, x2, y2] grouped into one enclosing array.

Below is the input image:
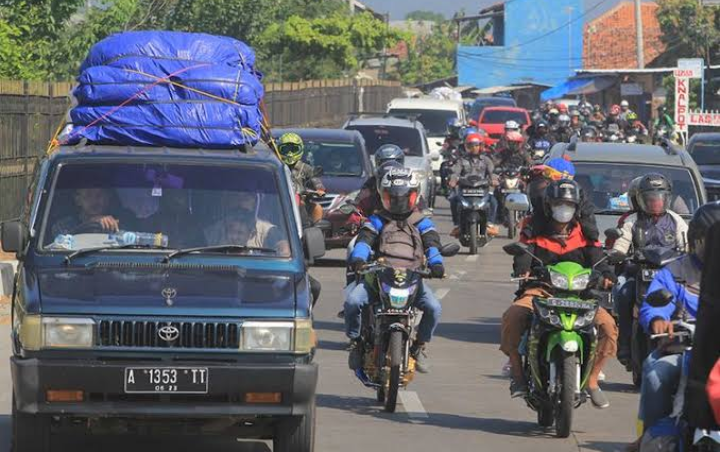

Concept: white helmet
[[620, 100, 629, 108], [505, 120, 520, 131]]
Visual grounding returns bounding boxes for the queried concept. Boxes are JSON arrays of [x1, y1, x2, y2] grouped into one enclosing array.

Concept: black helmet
[[544, 179, 580, 223], [688, 202, 720, 258], [375, 159, 402, 180], [580, 126, 598, 141], [628, 176, 643, 211], [637, 173, 672, 215], [378, 167, 421, 217], [375, 144, 405, 168], [657, 105, 667, 114]]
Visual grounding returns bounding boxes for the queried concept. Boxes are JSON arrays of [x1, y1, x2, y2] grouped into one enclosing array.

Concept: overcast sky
[[361, 0, 646, 20]]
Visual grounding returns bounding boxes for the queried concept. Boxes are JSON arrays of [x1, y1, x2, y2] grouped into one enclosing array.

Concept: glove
[[430, 264, 445, 279], [350, 259, 365, 273]]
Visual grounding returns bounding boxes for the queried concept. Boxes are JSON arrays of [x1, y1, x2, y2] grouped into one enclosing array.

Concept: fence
[[0, 78, 403, 221]]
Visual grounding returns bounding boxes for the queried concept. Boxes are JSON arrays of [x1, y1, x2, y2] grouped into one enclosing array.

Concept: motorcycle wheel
[[384, 331, 403, 413], [469, 222, 478, 255], [507, 211, 517, 239], [555, 353, 576, 438], [376, 386, 386, 403]]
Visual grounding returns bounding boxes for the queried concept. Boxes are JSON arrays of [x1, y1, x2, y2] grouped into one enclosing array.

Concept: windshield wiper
[[594, 209, 624, 215], [64, 243, 171, 264], [326, 172, 362, 177], [163, 245, 277, 263]]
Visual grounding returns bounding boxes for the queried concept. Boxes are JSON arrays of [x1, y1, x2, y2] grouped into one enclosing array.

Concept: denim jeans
[[638, 350, 682, 430], [344, 280, 441, 343], [614, 277, 636, 355]]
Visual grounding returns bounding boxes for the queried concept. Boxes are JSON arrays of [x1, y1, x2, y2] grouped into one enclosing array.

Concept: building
[[348, 0, 385, 20], [583, 2, 665, 69], [457, 0, 584, 90]]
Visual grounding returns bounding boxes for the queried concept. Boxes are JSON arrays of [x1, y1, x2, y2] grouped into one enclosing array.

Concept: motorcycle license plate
[[501, 188, 520, 194], [641, 269, 658, 282], [124, 367, 208, 394], [463, 189, 485, 196], [544, 298, 596, 310]]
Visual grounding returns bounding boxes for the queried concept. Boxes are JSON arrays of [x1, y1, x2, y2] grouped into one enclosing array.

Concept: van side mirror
[[1, 220, 28, 254], [646, 289, 674, 308], [303, 227, 326, 264]]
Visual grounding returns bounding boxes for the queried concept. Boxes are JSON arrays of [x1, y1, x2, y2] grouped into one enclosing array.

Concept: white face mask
[[551, 204, 576, 223]]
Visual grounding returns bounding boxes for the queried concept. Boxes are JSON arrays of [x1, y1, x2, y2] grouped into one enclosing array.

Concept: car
[[273, 128, 373, 249], [343, 114, 437, 208], [476, 106, 531, 145], [1, 144, 324, 452], [386, 97, 466, 187], [467, 96, 517, 122], [547, 142, 707, 238], [687, 132, 720, 201]]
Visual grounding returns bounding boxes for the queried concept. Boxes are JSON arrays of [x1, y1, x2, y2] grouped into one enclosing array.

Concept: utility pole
[[634, 0, 645, 68]]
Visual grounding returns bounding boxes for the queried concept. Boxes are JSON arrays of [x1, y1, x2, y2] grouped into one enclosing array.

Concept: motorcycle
[[606, 229, 684, 388], [322, 192, 363, 250], [503, 242, 608, 438], [456, 174, 493, 255], [496, 166, 527, 239], [639, 290, 720, 452], [352, 243, 460, 413], [439, 146, 462, 196], [603, 124, 625, 143]]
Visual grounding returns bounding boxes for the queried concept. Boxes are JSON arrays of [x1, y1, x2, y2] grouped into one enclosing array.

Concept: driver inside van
[[51, 188, 121, 236]]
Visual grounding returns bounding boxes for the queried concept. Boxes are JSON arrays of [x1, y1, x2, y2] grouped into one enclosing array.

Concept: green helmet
[[278, 133, 304, 166], [626, 112, 639, 122]]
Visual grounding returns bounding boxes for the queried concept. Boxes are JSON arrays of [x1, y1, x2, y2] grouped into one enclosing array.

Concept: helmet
[[620, 100, 630, 108], [549, 108, 560, 116], [374, 144, 405, 167], [378, 167, 420, 217], [580, 126, 599, 141], [637, 173, 672, 216], [536, 121, 548, 130], [447, 118, 463, 138], [544, 179, 581, 223], [558, 114, 571, 128], [505, 120, 520, 131], [278, 132, 305, 166], [626, 112, 639, 122], [465, 132, 485, 152], [627, 176, 643, 211], [610, 104, 621, 116], [543, 157, 576, 181], [570, 110, 581, 118], [506, 131, 524, 143], [593, 104, 602, 112], [463, 126, 479, 139], [558, 103, 569, 113], [375, 159, 403, 180], [688, 201, 720, 259]]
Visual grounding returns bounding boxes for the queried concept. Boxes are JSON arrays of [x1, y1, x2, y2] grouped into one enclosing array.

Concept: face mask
[[551, 204, 576, 223]]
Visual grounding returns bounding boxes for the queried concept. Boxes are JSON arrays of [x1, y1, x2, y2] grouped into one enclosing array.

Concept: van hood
[[36, 263, 298, 317]]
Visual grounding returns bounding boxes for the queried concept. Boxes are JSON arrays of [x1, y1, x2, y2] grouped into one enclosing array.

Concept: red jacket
[[709, 359, 720, 425]]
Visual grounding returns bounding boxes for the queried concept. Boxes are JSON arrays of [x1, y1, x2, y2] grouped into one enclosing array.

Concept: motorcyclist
[[278, 132, 326, 225], [496, 120, 522, 150], [611, 173, 688, 365], [495, 131, 532, 168], [442, 118, 464, 157], [552, 114, 573, 143], [604, 104, 628, 131], [590, 104, 606, 124], [449, 133, 498, 238], [580, 125, 601, 143], [527, 121, 555, 151], [569, 110, 584, 136], [353, 145, 409, 218], [653, 105, 675, 134], [628, 202, 720, 450], [547, 107, 560, 127], [500, 179, 617, 407], [619, 100, 633, 122], [344, 167, 444, 373]]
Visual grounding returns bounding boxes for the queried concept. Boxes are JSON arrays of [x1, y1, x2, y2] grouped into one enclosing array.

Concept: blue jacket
[[640, 255, 701, 333]]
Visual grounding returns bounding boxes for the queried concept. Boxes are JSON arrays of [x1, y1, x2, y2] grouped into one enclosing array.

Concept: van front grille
[[97, 319, 240, 349]]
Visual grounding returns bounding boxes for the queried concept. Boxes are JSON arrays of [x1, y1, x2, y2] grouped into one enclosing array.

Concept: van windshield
[[689, 142, 720, 165], [40, 162, 292, 257], [387, 109, 458, 136]]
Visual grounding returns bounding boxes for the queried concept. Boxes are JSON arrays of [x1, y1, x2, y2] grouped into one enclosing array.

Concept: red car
[[474, 106, 531, 145]]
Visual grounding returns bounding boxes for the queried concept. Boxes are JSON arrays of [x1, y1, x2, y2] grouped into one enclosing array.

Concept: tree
[[405, 10, 445, 23], [397, 22, 455, 86], [657, 0, 720, 61]]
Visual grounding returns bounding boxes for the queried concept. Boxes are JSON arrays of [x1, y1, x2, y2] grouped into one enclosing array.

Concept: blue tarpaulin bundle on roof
[[64, 31, 265, 149]]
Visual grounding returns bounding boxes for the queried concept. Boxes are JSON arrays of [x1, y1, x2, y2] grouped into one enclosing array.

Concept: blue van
[[1, 144, 324, 451]]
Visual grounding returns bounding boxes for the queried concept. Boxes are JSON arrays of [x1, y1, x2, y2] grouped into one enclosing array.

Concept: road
[[0, 198, 638, 451]]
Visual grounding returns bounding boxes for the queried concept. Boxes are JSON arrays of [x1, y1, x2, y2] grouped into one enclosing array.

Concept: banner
[[674, 75, 689, 133]]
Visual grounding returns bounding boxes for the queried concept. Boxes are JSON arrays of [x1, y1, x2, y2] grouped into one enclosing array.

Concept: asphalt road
[[0, 198, 639, 451]]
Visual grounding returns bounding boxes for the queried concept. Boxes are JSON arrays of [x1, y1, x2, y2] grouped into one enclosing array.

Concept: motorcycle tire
[[555, 353, 577, 438], [377, 385, 386, 404], [469, 223, 478, 255], [508, 211, 517, 240], [384, 331, 403, 413]]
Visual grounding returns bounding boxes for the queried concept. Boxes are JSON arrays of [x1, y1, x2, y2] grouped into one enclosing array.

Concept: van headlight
[[17, 315, 95, 350], [240, 320, 316, 353]]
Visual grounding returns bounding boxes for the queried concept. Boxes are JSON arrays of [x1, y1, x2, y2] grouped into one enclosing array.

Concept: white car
[[386, 98, 466, 189]]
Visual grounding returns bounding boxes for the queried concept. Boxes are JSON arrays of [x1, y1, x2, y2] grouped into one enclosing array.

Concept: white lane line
[[435, 288, 450, 300], [465, 255, 479, 262], [399, 391, 428, 419]]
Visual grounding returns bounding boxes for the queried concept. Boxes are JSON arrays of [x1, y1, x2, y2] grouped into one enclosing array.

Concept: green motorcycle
[[504, 242, 604, 438]]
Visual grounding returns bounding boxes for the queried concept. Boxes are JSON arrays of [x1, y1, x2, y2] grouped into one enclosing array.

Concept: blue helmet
[[374, 144, 405, 167]]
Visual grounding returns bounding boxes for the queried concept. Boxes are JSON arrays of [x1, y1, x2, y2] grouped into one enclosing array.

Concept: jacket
[[350, 211, 442, 269], [515, 219, 611, 278], [290, 161, 325, 194], [612, 211, 688, 255], [449, 154, 494, 184], [639, 254, 701, 333]]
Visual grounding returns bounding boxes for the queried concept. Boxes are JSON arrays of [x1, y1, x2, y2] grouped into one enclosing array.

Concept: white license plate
[[124, 367, 209, 394]]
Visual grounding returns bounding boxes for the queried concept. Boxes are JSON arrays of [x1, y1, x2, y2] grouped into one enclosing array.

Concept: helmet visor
[[639, 191, 669, 215], [381, 190, 418, 215]]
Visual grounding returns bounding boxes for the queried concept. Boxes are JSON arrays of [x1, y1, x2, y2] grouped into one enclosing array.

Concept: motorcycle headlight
[[388, 287, 411, 308], [240, 321, 293, 352], [574, 309, 597, 328], [571, 274, 590, 291], [550, 271, 569, 290], [505, 178, 519, 189]]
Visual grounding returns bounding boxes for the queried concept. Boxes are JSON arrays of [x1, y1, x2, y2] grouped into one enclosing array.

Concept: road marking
[[399, 391, 428, 419], [435, 288, 450, 300], [449, 270, 467, 280], [465, 255, 479, 262]]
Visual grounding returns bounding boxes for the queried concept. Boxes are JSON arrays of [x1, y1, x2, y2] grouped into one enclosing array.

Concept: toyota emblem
[[158, 325, 180, 343], [162, 287, 177, 306]]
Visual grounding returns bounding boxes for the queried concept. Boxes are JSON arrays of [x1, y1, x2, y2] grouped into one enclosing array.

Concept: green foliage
[[657, 0, 720, 59], [662, 74, 701, 117], [405, 10, 445, 23], [398, 22, 456, 86]]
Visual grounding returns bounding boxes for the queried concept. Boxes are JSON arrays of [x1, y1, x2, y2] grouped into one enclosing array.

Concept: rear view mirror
[[646, 289, 674, 308], [303, 227, 326, 264], [440, 243, 460, 257], [604, 228, 622, 241], [505, 193, 529, 212], [1, 220, 28, 254], [430, 151, 440, 162], [503, 242, 528, 257]]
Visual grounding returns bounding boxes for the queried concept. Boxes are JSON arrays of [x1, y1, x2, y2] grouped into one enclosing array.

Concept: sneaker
[[348, 340, 362, 370], [510, 379, 528, 398], [588, 387, 610, 409], [450, 226, 460, 238], [487, 223, 500, 237], [411, 345, 430, 373], [501, 360, 512, 378], [598, 371, 606, 382]]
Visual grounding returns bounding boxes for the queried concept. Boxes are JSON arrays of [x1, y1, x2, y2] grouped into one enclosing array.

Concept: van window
[[387, 109, 458, 136], [345, 125, 424, 157]]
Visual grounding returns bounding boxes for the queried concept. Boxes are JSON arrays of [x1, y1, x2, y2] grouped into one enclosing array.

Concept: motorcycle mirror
[[606, 249, 627, 265], [604, 228, 622, 241], [503, 242, 528, 257], [440, 243, 461, 257], [645, 289, 674, 308]]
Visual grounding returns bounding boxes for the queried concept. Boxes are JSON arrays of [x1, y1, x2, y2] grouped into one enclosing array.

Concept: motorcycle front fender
[[546, 330, 584, 363]]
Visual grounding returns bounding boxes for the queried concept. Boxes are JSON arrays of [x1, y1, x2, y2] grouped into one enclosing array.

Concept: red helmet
[[610, 104, 621, 116], [506, 131, 524, 143], [558, 103, 569, 113], [465, 133, 485, 146]]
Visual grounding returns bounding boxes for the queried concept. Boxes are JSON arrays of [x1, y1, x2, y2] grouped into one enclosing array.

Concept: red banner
[[675, 77, 689, 132]]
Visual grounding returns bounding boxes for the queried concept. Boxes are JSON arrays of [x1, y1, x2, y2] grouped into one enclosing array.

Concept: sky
[[360, 0, 645, 20]]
